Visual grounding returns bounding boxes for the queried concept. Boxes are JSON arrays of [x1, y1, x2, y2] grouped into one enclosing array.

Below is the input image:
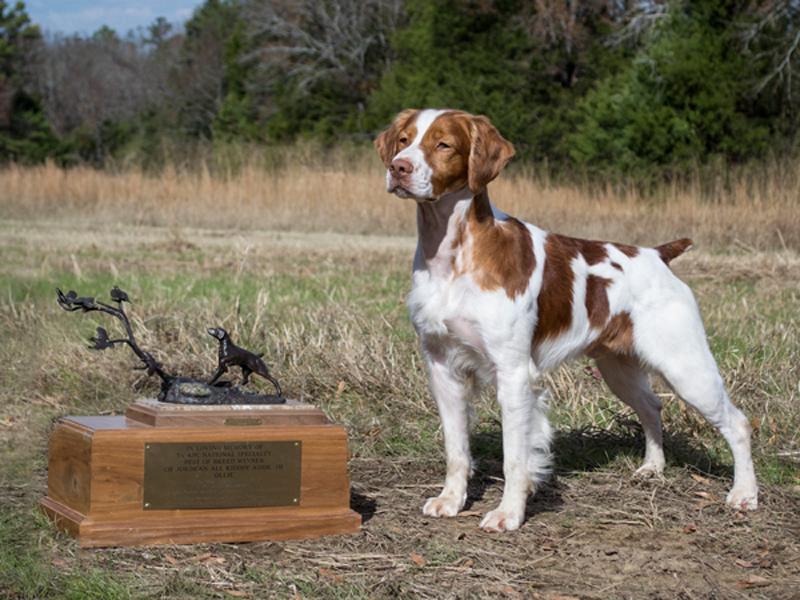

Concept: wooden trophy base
[[39, 399, 361, 548]]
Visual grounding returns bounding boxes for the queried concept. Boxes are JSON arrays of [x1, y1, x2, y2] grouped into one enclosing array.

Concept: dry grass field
[[3, 150, 800, 250], [1, 158, 800, 599]]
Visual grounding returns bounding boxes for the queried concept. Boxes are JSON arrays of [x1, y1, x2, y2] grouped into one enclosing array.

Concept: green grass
[[1, 221, 799, 598], [0, 511, 141, 600]]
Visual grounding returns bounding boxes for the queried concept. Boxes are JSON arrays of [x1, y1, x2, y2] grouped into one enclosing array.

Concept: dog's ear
[[374, 109, 419, 167], [467, 115, 515, 194]]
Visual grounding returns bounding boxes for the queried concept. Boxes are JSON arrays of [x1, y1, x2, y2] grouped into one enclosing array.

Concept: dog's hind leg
[[635, 291, 758, 510], [595, 353, 665, 476], [657, 358, 757, 510], [423, 357, 475, 519]]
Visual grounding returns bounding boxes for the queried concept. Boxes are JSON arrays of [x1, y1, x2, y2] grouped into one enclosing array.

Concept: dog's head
[[374, 109, 515, 202], [207, 327, 227, 340]]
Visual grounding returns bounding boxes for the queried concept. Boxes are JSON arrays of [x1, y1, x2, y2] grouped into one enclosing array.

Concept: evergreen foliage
[[7, 0, 800, 175], [567, 0, 773, 174], [0, 0, 63, 163]]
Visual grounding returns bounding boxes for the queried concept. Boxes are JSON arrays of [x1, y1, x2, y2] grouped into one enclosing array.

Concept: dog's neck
[[413, 187, 495, 277]]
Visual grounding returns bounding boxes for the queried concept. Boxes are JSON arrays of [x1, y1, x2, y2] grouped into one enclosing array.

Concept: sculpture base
[[39, 400, 361, 548]]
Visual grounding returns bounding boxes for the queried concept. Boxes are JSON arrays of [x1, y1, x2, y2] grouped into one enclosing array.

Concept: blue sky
[[25, 0, 200, 37]]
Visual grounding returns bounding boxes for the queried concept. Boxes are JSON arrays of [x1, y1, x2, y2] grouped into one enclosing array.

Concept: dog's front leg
[[423, 357, 473, 518], [480, 364, 549, 533]]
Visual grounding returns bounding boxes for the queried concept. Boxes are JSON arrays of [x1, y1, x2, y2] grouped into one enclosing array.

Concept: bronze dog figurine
[[207, 327, 282, 397]]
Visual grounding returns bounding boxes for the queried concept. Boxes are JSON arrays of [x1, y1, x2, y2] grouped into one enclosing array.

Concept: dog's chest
[[407, 266, 494, 356]]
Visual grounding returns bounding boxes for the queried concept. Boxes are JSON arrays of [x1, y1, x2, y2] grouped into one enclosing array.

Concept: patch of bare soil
[[28, 457, 800, 600]]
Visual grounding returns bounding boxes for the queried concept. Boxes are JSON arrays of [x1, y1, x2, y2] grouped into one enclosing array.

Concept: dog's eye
[[399, 136, 408, 145], [437, 142, 451, 150]]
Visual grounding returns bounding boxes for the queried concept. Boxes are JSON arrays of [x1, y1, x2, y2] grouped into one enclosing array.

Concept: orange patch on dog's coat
[[612, 243, 640, 258], [533, 235, 577, 345], [451, 191, 536, 299], [585, 275, 612, 329], [655, 238, 693, 264], [418, 112, 472, 198], [586, 312, 635, 358], [374, 109, 420, 167]]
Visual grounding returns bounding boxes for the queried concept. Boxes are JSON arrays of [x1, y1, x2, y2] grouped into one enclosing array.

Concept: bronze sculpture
[[207, 327, 282, 396], [57, 287, 285, 405]]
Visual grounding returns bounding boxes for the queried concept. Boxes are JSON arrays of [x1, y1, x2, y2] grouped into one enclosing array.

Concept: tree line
[[2, 0, 800, 177]]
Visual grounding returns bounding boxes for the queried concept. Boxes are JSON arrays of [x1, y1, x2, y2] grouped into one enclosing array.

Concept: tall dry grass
[[2, 150, 800, 250]]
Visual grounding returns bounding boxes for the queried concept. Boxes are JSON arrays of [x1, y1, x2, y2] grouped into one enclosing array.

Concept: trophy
[[39, 287, 360, 548]]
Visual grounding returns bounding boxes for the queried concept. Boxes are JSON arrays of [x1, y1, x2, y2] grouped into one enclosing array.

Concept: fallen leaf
[[734, 558, 754, 568], [758, 557, 773, 568], [734, 511, 747, 519], [333, 574, 345, 584], [693, 491, 719, 502], [694, 501, 711, 510], [458, 511, 483, 517], [501, 584, 517, 595], [51, 558, 67, 566], [190, 552, 212, 562], [164, 555, 178, 565], [690, 473, 711, 484], [683, 524, 697, 533], [458, 559, 474, 572], [318, 569, 334, 575], [410, 552, 426, 566], [736, 574, 771, 588], [336, 380, 346, 396], [225, 590, 248, 598]]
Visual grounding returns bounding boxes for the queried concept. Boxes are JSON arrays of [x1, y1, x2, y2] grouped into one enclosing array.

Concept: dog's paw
[[423, 494, 463, 518], [634, 462, 664, 479], [726, 487, 758, 511], [479, 509, 523, 533]]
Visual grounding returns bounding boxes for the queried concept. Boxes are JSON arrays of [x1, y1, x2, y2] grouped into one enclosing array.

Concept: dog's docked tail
[[654, 238, 693, 265]]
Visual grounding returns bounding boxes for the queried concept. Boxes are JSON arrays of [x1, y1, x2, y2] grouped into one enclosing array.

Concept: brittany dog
[[374, 109, 758, 533]]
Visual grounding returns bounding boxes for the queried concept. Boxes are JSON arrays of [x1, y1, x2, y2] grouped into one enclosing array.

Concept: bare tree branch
[[607, 0, 673, 50], [739, 0, 800, 106], [244, 0, 403, 96]]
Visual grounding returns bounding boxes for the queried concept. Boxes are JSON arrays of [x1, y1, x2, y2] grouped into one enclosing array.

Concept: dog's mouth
[[387, 181, 409, 195], [388, 181, 437, 203]]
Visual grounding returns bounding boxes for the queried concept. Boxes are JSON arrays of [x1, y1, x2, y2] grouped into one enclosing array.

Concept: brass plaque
[[143, 441, 301, 510]]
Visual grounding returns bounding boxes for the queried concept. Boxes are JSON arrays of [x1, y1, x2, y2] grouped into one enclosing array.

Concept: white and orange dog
[[375, 109, 758, 533]]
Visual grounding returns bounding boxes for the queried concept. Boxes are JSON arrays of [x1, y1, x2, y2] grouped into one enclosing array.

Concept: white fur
[[385, 110, 759, 533]]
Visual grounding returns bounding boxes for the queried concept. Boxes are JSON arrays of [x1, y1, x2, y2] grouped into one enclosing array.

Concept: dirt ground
[[22, 455, 800, 600]]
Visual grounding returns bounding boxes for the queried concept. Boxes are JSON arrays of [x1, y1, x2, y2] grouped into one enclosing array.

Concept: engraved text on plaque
[[143, 441, 302, 510]]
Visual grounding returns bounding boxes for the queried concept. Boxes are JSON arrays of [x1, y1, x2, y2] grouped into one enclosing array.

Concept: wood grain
[[40, 409, 361, 548], [126, 399, 329, 428]]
